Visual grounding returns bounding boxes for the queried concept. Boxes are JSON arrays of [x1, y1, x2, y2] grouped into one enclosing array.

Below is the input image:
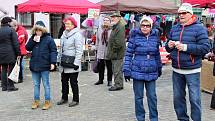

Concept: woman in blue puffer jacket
[[123, 16, 162, 121]]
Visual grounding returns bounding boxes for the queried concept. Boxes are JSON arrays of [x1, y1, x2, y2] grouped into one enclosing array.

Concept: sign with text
[[88, 9, 100, 19]]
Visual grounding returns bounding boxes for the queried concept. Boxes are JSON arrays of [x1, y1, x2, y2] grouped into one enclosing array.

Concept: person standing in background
[[57, 17, 83, 107], [165, 3, 210, 121], [123, 16, 162, 121], [10, 18, 28, 83], [106, 12, 126, 91], [94, 16, 113, 86], [210, 37, 215, 110], [0, 17, 20, 92]]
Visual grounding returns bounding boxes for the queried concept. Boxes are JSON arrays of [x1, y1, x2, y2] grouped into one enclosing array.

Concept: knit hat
[[178, 3, 193, 15], [35, 21, 46, 27], [140, 16, 153, 28], [31, 20, 48, 34], [63, 17, 77, 28]]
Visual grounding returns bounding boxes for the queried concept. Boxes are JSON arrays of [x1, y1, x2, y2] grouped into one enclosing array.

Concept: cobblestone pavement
[[0, 64, 214, 121]]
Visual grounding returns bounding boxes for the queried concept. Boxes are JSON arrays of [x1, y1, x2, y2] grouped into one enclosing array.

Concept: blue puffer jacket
[[165, 15, 210, 69], [123, 28, 162, 81], [26, 33, 57, 72]]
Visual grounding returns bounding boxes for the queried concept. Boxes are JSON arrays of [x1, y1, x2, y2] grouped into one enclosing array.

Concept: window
[[17, 13, 34, 27]]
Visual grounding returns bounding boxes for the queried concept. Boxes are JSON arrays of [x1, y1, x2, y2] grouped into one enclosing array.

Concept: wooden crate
[[201, 60, 215, 93]]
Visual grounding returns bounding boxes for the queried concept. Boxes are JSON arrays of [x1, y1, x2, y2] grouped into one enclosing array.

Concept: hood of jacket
[[62, 28, 79, 39]]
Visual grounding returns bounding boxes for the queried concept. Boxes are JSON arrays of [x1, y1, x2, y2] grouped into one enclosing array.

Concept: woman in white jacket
[[57, 17, 83, 107]]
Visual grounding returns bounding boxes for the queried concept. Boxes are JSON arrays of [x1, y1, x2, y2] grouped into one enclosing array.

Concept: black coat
[[0, 25, 20, 64], [26, 33, 57, 72]]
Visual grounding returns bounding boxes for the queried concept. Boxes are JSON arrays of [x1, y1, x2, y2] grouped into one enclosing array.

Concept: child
[[26, 21, 57, 110]]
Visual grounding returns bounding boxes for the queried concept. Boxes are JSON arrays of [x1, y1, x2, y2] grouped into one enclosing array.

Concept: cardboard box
[[201, 60, 215, 93]]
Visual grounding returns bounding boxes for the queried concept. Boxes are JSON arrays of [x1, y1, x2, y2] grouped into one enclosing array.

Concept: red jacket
[[16, 25, 28, 55]]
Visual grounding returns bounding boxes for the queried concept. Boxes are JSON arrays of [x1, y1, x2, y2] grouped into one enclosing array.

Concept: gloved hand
[[124, 76, 131, 82], [158, 68, 162, 77], [73, 65, 79, 70]]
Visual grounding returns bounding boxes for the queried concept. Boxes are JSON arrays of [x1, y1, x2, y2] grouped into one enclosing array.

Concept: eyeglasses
[[178, 12, 188, 16], [141, 24, 151, 28], [103, 19, 110, 22]]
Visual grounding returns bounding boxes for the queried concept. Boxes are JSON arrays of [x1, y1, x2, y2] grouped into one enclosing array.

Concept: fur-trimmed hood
[[31, 24, 48, 35]]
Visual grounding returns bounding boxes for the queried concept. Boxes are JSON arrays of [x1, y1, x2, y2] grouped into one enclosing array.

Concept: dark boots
[[107, 81, 112, 86], [94, 80, 103, 85]]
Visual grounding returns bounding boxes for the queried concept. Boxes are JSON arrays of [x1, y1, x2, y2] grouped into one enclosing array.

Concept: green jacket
[[106, 20, 126, 60]]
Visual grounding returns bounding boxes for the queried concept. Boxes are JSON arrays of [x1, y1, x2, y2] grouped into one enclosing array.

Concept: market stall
[[183, 0, 215, 8], [16, 0, 100, 71], [97, 0, 178, 14], [17, 0, 100, 14]]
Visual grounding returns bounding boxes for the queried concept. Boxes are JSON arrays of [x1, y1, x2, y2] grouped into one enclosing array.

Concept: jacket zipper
[[178, 26, 185, 69]]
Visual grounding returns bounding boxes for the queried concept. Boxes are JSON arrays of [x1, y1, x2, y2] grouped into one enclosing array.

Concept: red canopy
[[183, 0, 215, 8], [17, 0, 100, 14], [97, 0, 178, 14]]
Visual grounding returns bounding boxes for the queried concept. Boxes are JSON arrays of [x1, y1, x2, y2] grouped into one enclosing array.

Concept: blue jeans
[[133, 80, 158, 121], [172, 71, 201, 121], [32, 71, 50, 100]]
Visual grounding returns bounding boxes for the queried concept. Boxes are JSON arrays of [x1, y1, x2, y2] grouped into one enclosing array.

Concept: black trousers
[[1, 63, 15, 90], [19, 56, 24, 80], [98, 59, 113, 82], [61, 72, 79, 102], [211, 87, 215, 109]]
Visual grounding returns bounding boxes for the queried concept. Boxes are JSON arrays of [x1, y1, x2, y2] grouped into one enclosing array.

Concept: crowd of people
[[0, 2, 214, 121]]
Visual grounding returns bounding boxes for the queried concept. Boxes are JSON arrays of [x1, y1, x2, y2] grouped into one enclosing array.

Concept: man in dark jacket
[[165, 3, 210, 121], [0, 17, 20, 91], [106, 12, 126, 91]]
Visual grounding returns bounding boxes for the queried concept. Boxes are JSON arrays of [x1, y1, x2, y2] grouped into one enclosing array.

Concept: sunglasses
[[141, 24, 151, 28], [178, 12, 188, 16]]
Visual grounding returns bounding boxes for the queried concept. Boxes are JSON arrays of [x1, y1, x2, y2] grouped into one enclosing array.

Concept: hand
[[175, 42, 187, 51], [33, 35, 40, 42], [124, 76, 130, 82], [50, 64, 55, 70], [168, 40, 175, 49], [73, 65, 79, 70]]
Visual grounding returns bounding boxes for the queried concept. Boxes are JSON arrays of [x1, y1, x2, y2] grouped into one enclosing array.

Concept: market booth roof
[[183, 0, 215, 8], [97, 0, 178, 14], [17, 0, 100, 14]]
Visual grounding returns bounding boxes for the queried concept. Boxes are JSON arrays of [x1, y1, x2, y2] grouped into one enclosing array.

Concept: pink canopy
[[17, 0, 100, 14], [183, 0, 215, 8]]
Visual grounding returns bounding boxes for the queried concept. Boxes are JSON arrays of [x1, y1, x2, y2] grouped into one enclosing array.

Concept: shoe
[[107, 81, 112, 86], [108, 86, 123, 91], [210, 107, 215, 111], [57, 99, 68, 105], [7, 87, 18, 92], [32, 100, 40, 109], [2, 88, 7, 91], [18, 79, 23, 83], [94, 81, 103, 85], [42, 100, 51, 110], [69, 101, 79, 107]]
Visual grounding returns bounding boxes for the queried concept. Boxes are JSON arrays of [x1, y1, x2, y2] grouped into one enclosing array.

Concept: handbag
[[60, 54, 75, 68], [8, 58, 20, 83], [92, 59, 99, 73]]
